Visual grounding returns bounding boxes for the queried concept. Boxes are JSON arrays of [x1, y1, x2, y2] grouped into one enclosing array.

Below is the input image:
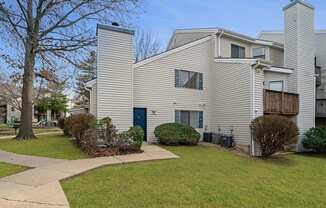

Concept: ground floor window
[[175, 110, 203, 128]]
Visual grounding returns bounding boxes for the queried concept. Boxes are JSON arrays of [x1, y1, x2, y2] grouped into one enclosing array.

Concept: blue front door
[[133, 108, 147, 141]]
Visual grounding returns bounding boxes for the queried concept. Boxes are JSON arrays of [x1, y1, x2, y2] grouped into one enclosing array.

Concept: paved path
[[0, 144, 179, 208], [0, 150, 66, 168]]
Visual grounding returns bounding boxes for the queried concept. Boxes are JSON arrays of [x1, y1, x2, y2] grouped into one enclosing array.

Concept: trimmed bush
[[303, 128, 326, 153], [154, 123, 200, 146], [250, 115, 299, 157]]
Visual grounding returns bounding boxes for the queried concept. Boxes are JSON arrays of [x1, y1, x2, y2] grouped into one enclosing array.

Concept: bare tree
[[135, 30, 161, 62], [0, 0, 141, 140]]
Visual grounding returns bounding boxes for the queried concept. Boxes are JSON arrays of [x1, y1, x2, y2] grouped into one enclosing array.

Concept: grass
[[0, 134, 87, 160], [62, 146, 326, 208], [0, 162, 27, 178]]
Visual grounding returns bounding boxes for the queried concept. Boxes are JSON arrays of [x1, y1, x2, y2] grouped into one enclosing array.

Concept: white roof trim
[[86, 79, 97, 88], [215, 58, 258, 64], [265, 66, 293, 74], [134, 36, 212, 69]]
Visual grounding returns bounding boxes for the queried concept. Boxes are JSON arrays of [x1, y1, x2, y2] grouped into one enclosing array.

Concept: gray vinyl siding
[[284, 3, 315, 148], [284, 5, 299, 93], [134, 39, 213, 142], [219, 36, 252, 58], [96, 28, 133, 131], [168, 32, 212, 49], [269, 47, 284, 67], [210, 62, 252, 145]]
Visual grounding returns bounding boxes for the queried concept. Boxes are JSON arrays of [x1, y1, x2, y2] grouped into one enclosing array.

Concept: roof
[[169, 27, 284, 49], [97, 24, 135, 35], [134, 36, 212, 68], [283, 0, 315, 11]]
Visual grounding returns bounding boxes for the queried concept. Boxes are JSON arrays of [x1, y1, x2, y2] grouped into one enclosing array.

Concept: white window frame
[[268, 80, 286, 91], [252, 47, 266, 59]]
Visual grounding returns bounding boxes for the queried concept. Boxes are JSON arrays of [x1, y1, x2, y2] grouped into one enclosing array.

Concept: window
[[253, 47, 266, 59], [175, 110, 203, 128], [231, 44, 246, 58], [175, 70, 203, 90], [269, 81, 284, 91]]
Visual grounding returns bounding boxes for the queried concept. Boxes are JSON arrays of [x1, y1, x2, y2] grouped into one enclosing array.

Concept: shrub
[[127, 126, 144, 149], [57, 117, 72, 136], [303, 128, 326, 153], [250, 115, 299, 157], [60, 114, 96, 144], [154, 123, 200, 146]]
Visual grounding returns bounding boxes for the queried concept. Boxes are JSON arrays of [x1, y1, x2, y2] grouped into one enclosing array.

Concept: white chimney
[[96, 24, 134, 131], [283, 0, 315, 151]]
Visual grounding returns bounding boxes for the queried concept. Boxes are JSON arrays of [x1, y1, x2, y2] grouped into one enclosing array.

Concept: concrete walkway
[[0, 144, 179, 208]]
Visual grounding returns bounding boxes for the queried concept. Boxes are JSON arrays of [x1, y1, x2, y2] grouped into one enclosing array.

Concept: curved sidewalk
[[0, 144, 179, 208]]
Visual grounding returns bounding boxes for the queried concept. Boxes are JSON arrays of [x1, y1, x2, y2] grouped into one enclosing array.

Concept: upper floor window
[[269, 80, 284, 91], [253, 47, 266, 59], [175, 69, 203, 90], [231, 44, 245, 58], [175, 110, 203, 128]]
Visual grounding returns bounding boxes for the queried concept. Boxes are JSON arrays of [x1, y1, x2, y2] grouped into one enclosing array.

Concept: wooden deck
[[264, 89, 299, 116]]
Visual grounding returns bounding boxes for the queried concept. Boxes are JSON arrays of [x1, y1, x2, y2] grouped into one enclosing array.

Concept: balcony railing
[[264, 89, 299, 116]]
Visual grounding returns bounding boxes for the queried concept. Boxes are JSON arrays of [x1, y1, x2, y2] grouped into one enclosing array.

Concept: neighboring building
[[87, 0, 317, 154], [0, 100, 21, 124]]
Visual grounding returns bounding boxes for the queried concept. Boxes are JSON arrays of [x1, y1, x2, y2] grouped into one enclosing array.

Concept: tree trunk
[[16, 41, 37, 140]]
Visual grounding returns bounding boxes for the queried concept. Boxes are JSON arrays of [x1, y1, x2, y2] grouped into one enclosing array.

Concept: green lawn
[[0, 162, 27, 178], [62, 146, 326, 208], [0, 134, 87, 160]]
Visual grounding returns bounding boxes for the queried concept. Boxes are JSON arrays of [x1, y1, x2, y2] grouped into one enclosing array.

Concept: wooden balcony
[[264, 89, 299, 116]]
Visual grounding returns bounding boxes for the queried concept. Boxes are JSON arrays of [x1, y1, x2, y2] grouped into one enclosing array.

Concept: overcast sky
[[132, 0, 326, 49]]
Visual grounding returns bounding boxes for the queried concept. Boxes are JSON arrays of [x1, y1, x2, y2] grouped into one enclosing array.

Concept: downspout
[[216, 29, 224, 57], [251, 65, 256, 156]]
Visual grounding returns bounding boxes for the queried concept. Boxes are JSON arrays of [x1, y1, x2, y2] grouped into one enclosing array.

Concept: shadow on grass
[[256, 155, 297, 166], [295, 152, 326, 159]]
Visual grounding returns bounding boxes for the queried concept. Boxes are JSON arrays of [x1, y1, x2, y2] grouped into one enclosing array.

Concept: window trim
[[175, 69, 203, 90], [175, 110, 203, 129], [231, 44, 246, 58]]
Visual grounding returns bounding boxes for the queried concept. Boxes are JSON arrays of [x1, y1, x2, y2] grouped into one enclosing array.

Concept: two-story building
[[87, 0, 317, 155]]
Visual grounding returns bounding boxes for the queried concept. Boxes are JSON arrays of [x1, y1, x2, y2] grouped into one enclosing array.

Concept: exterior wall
[[6, 104, 20, 123], [210, 62, 253, 145], [133, 38, 213, 142], [252, 68, 265, 156], [219, 36, 252, 57], [284, 5, 299, 93], [258, 32, 284, 44], [284, 3, 315, 150], [315, 33, 326, 99], [96, 27, 134, 131], [269, 47, 284, 67], [90, 85, 97, 116], [264, 71, 289, 91], [168, 32, 212, 49]]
